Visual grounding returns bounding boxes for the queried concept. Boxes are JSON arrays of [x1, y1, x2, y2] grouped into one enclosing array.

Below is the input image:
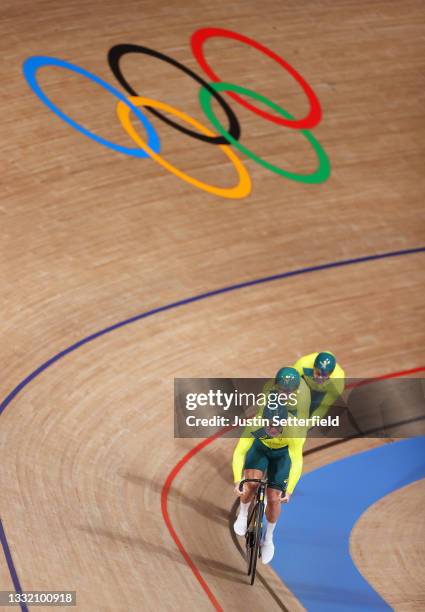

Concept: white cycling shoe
[[261, 540, 275, 564], [233, 513, 248, 536]]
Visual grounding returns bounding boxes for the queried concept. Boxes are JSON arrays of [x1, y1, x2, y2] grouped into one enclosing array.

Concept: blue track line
[[1, 247, 424, 419], [1, 245, 424, 609], [0, 519, 29, 612]]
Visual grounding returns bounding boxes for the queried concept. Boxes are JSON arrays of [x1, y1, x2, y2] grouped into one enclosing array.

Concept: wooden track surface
[[351, 479, 425, 611], [1, 0, 425, 610]]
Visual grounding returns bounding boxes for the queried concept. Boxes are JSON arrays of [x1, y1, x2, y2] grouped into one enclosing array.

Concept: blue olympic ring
[[22, 56, 160, 157]]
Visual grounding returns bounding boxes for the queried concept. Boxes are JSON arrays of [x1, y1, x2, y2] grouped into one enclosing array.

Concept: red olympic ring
[[191, 27, 322, 130]]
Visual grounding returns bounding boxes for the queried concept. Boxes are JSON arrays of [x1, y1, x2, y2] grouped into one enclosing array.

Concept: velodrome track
[[1, 0, 425, 610]]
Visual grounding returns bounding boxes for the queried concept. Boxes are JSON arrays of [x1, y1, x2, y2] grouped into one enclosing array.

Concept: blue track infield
[[271, 437, 425, 611]]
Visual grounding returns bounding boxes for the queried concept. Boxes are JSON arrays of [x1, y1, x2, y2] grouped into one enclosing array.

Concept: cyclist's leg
[[240, 468, 264, 503], [261, 447, 291, 563], [266, 446, 291, 519], [240, 439, 269, 501], [234, 440, 268, 536]]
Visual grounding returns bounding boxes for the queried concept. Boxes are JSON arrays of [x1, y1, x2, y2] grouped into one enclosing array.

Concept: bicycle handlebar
[[239, 478, 286, 493]]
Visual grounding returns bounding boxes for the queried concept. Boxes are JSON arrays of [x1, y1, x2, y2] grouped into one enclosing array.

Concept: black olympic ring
[[107, 44, 241, 146]]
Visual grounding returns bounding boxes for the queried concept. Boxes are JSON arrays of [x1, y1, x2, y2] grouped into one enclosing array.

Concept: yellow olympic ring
[[116, 96, 251, 199]]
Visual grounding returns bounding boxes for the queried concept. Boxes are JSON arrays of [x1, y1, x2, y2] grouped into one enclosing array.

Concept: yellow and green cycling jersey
[[293, 352, 345, 419], [232, 378, 311, 493]]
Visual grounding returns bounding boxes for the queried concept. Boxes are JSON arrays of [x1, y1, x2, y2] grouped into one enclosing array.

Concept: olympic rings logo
[[23, 27, 330, 200]]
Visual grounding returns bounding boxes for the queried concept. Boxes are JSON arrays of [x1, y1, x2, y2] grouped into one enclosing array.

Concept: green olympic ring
[[199, 82, 331, 184]]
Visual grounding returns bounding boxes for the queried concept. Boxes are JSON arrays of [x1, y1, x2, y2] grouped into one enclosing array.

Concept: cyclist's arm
[[293, 353, 316, 376], [311, 370, 345, 419], [232, 383, 273, 483], [232, 436, 254, 483], [293, 379, 311, 420], [286, 437, 306, 494]]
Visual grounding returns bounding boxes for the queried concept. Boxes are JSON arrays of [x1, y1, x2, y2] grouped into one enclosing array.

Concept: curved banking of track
[[1, 249, 424, 611]]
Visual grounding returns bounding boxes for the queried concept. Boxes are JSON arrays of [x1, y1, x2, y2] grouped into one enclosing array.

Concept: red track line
[[346, 366, 425, 388], [161, 428, 233, 612], [161, 366, 425, 610]]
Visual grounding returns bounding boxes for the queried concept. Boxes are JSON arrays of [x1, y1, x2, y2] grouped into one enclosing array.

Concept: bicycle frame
[[238, 478, 285, 584]]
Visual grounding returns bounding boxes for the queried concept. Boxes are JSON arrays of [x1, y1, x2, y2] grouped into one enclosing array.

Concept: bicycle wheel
[[250, 501, 265, 585], [245, 505, 256, 575]]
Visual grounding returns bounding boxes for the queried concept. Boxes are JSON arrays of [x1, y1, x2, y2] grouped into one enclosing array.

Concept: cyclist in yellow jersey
[[293, 351, 345, 419], [232, 367, 311, 564]]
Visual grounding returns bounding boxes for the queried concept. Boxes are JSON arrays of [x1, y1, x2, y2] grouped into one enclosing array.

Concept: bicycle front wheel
[[246, 504, 256, 575], [249, 501, 265, 585]]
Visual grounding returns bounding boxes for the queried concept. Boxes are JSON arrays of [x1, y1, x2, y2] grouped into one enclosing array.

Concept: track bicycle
[[238, 478, 285, 585]]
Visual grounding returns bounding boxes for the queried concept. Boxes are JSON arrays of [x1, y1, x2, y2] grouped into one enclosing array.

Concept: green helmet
[[314, 352, 336, 376], [275, 367, 300, 392]]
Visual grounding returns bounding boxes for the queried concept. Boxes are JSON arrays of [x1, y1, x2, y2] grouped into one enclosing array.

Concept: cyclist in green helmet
[[232, 367, 311, 564], [293, 351, 345, 420]]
